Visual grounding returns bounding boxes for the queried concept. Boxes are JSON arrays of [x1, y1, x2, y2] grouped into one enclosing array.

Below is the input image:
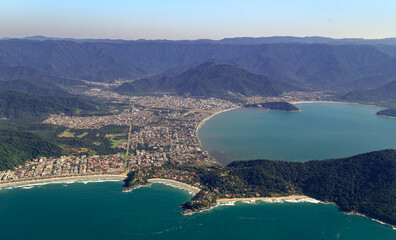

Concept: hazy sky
[[1, 0, 395, 40]]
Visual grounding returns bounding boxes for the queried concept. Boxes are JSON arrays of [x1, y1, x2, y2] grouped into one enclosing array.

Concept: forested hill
[[115, 62, 299, 97], [0, 129, 62, 170], [126, 149, 396, 226], [0, 89, 104, 118], [244, 101, 299, 111], [227, 149, 396, 226], [341, 80, 396, 105], [0, 79, 71, 96]]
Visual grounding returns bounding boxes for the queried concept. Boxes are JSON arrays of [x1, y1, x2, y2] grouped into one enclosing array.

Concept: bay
[[198, 103, 396, 164], [1, 102, 396, 239]]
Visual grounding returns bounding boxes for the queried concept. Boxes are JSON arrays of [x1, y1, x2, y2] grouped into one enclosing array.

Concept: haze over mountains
[[1, 37, 396, 91], [115, 62, 299, 97], [0, 37, 396, 105]]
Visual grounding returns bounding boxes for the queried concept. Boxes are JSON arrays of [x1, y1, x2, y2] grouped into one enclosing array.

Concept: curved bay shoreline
[[193, 103, 396, 230], [1, 102, 395, 231]]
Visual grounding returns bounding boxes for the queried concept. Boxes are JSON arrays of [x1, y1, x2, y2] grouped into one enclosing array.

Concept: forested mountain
[[127, 149, 396, 226], [0, 64, 86, 87], [0, 89, 103, 118], [227, 149, 396, 226], [0, 129, 62, 170], [115, 62, 299, 97], [0, 79, 71, 96], [341, 81, 396, 104], [1, 39, 396, 90]]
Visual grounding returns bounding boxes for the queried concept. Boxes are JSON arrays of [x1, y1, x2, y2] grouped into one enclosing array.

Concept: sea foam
[[0, 178, 122, 191]]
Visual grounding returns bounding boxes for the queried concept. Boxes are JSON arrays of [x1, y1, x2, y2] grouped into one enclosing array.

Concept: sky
[[0, 0, 395, 40]]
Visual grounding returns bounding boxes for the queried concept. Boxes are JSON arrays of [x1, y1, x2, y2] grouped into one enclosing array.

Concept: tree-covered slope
[[341, 80, 396, 104], [0, 129, 62, 170], [377, 108, 396, 117], [0, 64, 86, 87], [116, 62, 299, 97], [0, 79, 71, 96], [0, 89, 103, 118], [227, 149, 396, 226], [126, 149, 396, 226]]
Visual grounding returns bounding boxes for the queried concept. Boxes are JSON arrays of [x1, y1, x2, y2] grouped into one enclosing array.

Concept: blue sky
[[0, 0, 395, 39]]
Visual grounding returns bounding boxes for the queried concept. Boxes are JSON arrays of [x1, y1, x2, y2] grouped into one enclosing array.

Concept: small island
[[377, 109, 396, 118], [244, 101, 299, 111]]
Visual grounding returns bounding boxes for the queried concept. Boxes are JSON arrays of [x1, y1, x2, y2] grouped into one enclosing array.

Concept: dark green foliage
[[125, 150, 396, 226], [0, 79, 71, 96], [244, 101, 299, 111], [0, 89, 104, 118], [377, 108, 396, 117], [0, 129, 62, 170], [227, 150, 396, 226], [116, 62, 299, 97], [0, 65, 86, 87]]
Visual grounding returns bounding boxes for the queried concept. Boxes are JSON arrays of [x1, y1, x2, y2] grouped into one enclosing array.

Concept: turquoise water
[[198, 103, 396, 164], [1, 181, 395, 240], [1, 103, 396, 239]]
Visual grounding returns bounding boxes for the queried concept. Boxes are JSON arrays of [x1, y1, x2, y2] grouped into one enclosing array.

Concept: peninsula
[[244, 101, 299, 111], [124, 149, 396, 227], [377, 109, 396, 118]]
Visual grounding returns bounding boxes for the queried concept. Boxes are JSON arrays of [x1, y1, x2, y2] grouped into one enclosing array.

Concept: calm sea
[[1, 103, 396, 239], [0, 181, 395, 240], [198, 103, 396, 164]]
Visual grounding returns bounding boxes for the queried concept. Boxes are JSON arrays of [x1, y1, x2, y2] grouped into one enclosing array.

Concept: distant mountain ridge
[[4, 35, 396, 45], [1, 39, 396, 90], [115, 62, 299, 97]]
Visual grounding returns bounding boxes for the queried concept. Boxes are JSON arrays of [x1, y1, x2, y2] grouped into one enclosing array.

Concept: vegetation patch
[[77, 132, 89, 138], [58, 129, 75, 138]]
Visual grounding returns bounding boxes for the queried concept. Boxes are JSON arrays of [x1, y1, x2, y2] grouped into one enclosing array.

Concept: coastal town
[[0, 93, 238, 184], [0, 90, 328, 185]]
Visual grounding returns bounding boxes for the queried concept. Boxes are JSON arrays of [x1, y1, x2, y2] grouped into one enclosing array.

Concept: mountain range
[[1, 38, 396, 91], [115, 62, 299, 97]]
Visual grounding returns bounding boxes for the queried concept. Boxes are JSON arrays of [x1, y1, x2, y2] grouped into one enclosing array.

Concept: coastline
[[0, 174, 127, 188], [290, 100, 383, 109], [217, 195, 310, 203], [147, 178, 201, 195], [344, 211, 396, 231], [195, 107, 240, 141]]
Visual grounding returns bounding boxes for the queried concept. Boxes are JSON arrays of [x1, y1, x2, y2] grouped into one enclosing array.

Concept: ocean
[[1, 181, 395, 240], [1, 102, 396, 239]]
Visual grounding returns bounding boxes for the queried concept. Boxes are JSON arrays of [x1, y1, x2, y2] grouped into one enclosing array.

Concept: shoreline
[[344, 211, 396, 231], [147, 178, 201, 195], [0, 174, 127, 188], [217, 195, 310, 203], [290, 100, 383, 109], [195, 107, 240, 141]]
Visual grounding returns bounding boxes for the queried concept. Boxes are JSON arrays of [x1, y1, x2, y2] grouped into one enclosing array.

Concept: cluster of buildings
[[1, 154, 124, 182], [2, 94, 236, 184], [84, 89, 237, 110], [43, 108, 158, 129], [242, 91, 332, 104]]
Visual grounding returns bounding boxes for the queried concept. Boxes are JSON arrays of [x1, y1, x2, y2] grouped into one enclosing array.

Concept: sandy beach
[[195, 107, 239, 134], [0, 174, 127, 188], [148, 178, 201, 195], [217, 195, 309, 203]]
